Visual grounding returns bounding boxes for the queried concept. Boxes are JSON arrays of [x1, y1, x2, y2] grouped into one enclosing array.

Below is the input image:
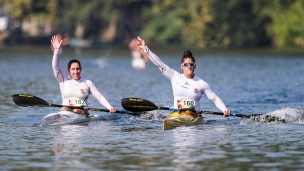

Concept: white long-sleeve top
[[52, 49, 113, 109], [143, 46, 228, 112]]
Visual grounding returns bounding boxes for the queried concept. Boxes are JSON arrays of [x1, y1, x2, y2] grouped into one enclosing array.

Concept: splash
[[265, 107, 304, 124], [241, 107, 304, 124], [130, 111, 167, 123]]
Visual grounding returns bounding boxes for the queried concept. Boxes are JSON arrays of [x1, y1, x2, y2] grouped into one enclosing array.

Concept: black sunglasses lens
[[183, 62, 195, 67]]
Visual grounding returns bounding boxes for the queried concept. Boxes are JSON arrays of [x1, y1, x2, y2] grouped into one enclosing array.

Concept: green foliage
[[204, 0, 272, 48], [264, 0, 304, 47], [141, 0, 212, 47], [0, 0, 58, 21], [60, 0, 125, 38], [140, 12, 180, 45], [1, 0, 304, 48]]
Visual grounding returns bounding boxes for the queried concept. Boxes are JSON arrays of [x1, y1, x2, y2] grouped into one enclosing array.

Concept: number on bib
[[177, 98, 195, 109], [68, 97, 87, 107]]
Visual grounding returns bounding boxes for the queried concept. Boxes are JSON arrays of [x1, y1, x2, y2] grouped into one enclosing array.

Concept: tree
[[141, 0, 212, 47], [264, 0, 304, 47], [204, 0, 272, 48]]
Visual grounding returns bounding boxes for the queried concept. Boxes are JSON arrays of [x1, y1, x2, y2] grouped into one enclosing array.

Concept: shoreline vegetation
[[1, 1, 304, 49], [1, 42, 303, 58]]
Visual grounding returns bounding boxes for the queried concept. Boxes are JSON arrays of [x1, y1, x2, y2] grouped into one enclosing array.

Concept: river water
[[0, 46, 304, 171]]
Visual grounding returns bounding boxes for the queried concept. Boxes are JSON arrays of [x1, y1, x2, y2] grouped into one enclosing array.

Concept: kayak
[[163, 111, 207, 130], [41, 110, 102, 126]]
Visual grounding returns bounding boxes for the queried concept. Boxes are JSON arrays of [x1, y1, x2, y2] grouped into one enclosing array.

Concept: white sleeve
[[52, 49, 66, 82], [143, 46, 175, 79], [202, 82, 228, 112], [210, 95, 228, 112], [87, 80, 113, 110]]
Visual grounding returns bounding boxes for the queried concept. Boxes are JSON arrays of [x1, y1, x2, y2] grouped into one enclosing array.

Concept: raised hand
[[51, 35, 63, 50], [137, 36, 146, 49]]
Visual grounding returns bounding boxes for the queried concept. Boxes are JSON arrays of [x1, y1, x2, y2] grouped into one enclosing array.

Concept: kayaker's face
[[68, 62, 82, 80], [181, 58, 195, 77]]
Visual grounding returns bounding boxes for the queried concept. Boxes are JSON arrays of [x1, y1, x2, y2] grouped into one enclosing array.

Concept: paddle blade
[[121, 97, 158, 112], [12, 94, 49, 107]]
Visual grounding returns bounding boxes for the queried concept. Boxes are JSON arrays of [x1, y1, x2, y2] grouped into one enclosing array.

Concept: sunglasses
[[182, 62, 196, 67]]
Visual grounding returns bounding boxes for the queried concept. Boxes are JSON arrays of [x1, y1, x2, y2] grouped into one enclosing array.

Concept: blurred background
[[1, 0, 304, 49], [1, 2, 304, 170]]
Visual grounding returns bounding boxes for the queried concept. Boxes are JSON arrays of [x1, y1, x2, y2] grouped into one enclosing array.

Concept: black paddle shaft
[[121, 97, 286, 122], [12, 94, 138, 115]]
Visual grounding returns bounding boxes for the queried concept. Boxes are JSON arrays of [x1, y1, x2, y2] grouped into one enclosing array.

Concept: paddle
[[12, 94, 139, 116], [121, 97, 285, 122], [123, 19, 136, 38], [121, 97, 178, 111]]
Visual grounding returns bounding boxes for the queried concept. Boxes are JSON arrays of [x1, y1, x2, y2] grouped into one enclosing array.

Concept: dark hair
[[68, 59, 82, 69], [181, 50, 195, 63]]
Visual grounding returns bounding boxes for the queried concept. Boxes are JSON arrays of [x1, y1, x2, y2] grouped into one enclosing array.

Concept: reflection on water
[[171, 127, 221, 170], [0, 46, 304, 170], [51, 126, 84, 169]]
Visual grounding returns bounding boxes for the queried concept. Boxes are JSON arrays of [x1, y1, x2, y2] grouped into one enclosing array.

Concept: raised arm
[[51, 35, 65, 82], [137, 36, 172, 76]]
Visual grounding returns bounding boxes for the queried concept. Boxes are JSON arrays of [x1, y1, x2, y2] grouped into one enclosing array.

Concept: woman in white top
[[137, 36, 230, 117], [51, 35, 116, 115]]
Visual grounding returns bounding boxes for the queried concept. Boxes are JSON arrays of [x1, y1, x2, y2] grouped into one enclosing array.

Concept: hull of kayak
[[41, 110, 102, 126], [163, 111, 207, 130]]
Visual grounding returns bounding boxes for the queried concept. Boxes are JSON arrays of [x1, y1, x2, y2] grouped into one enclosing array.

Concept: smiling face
[[181, 57, 196, 79], [68, 62, 82, 80]]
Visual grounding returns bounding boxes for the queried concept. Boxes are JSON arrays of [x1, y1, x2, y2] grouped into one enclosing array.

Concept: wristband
[[143, 46, 149, 53], [54, 48, 62, 55]]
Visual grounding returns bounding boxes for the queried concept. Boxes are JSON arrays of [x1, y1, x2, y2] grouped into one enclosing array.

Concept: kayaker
[[137, 36, 230, 117], [129, 38, 149, 69], [51, 35, 116, 115]]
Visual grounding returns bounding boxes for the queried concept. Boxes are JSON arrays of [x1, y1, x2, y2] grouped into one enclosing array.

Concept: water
[[1, 46, 304, 170]]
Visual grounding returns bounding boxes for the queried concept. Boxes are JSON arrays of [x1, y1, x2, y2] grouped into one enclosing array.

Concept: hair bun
[[181, 50, 195, 63], [183, 50, 193, 58]]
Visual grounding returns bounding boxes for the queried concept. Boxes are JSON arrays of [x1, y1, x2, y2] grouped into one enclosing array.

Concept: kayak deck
[[163, 111, 207, 130], [41, 111, 102, 126]]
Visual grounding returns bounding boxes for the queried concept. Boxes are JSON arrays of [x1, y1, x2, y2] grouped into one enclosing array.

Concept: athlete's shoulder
[[195, 76, 209, 87], [194, 75, 204, 82], [174, 71, 184, 78], [80, 78, 94, 86]]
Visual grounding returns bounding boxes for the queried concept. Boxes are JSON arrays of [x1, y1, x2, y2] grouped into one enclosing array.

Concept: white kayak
[[41, 110, 102, 126]]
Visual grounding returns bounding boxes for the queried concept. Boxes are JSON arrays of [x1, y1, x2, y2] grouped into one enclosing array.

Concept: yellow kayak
[[163, 111, 207, 130]]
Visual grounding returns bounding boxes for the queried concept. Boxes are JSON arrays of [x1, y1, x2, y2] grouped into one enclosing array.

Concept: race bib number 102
[[68, 97, 87, 107]]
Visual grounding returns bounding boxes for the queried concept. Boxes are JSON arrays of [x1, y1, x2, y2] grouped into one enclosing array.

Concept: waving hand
[[51, 35, 63, 50]]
